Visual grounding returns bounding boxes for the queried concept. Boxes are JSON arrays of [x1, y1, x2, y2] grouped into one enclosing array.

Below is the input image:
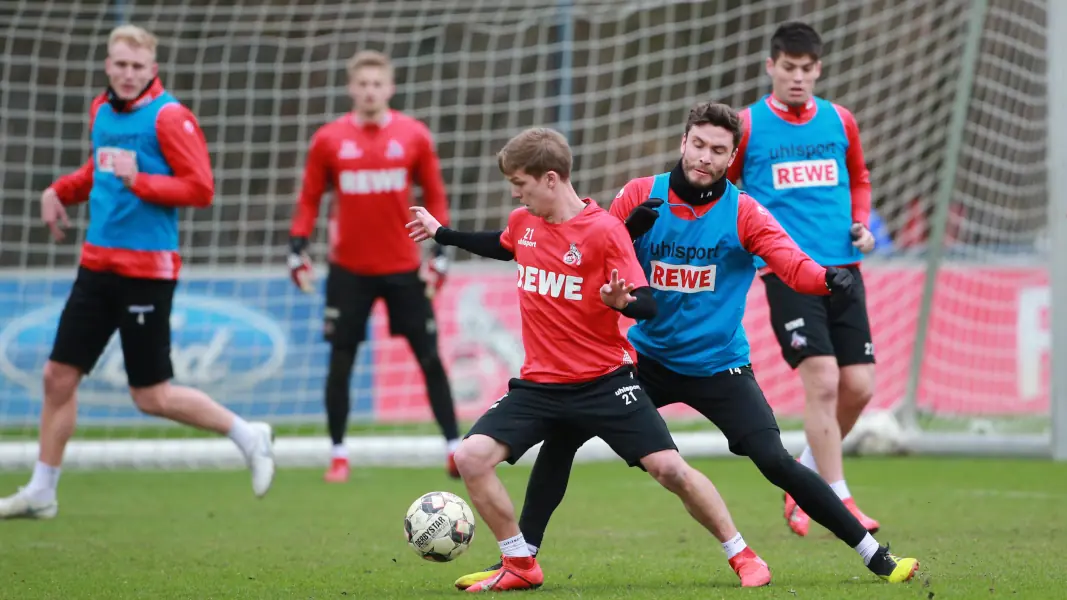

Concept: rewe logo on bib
[[772, 159, 838, 190]]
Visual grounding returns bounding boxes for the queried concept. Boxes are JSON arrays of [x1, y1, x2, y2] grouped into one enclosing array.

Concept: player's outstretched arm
[[407, 207, 515, 261], [740, 194, 858, 303], [125, 105, 213, 208]]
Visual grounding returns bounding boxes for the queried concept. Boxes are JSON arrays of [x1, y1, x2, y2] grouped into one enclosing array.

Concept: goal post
[[1049, 0, 1067, 462], [0, 0, 1055, 470]]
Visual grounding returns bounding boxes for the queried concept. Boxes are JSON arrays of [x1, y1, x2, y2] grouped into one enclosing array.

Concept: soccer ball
[[404, 491, 476, 562]]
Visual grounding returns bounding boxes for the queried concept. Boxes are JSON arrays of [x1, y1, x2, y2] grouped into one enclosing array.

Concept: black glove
[[824, 266, 857, 309], [624, 199, 664, 240]]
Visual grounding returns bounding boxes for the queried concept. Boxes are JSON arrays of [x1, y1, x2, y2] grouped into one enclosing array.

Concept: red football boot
[[464, 556, 543, 592], [728, 547, 772, 587], [323, 457, 350, 483]]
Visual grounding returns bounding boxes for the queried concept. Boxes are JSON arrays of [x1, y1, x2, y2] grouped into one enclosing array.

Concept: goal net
[[0, 0, 1051, 469]]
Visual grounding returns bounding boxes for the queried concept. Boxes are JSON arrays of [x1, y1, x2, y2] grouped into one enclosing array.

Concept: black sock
[[739, 429, 868, 547], [407, 335, 459, 441], [326, 346, 357, 447], [517, 429, 590, 548]]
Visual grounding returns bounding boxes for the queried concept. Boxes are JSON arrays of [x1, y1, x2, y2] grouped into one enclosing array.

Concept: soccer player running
[[0, 25, 276, 520], [454, 103, 920, 588], [407, 127, 767, 593], [287, 51, 461, 481], [727, 22, 882, 536]]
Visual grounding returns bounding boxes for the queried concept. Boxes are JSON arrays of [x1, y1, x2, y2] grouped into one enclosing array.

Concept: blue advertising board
[[0, 273, 373, 424]]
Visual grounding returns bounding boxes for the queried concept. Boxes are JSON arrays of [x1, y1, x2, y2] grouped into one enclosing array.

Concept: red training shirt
[[610, 176, 829, 295], [50, 79, 214, 280], [500, 200, 648, 384], [289, 110, 449, 276]]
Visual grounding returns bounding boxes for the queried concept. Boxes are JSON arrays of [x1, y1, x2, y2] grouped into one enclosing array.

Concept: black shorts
[[636, 354, 779, 456], [50, 267, 176, 388], [465, 367, 678, 467], [761, 265, 876, 369], [324, 265, 436, 346]]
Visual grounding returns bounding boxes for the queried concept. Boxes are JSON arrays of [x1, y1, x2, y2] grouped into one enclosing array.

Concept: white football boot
[[246, 422, 276, 498], [0, 488, 58, 520]]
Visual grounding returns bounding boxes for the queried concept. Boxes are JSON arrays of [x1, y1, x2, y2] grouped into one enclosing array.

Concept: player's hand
[[600, 269, 637, 309], [824, 266, 857, 308], [851, 222, 875, 254], [624, 199, 664, 240], [112, 151, 138, 187], [40, 187, 70, 241], [406, 206, 443, 242], [287, 236, 315, 293]]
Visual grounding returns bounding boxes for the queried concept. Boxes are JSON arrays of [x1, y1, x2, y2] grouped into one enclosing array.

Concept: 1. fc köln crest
[[563, 243, 582, 266]]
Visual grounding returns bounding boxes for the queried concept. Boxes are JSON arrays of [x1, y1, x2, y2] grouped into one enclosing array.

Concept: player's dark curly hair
[[770, 22, 823, 61], [684, 102, 742, 149]]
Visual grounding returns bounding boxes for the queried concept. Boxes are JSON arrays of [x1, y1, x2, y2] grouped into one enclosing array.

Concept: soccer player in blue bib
[[454, 103, 919, 589], [0, 25, 275, 520], [726, 22, 881, 537]]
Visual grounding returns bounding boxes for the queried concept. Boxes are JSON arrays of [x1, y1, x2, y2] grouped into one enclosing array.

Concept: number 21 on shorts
[[615, 385, 640, 405]]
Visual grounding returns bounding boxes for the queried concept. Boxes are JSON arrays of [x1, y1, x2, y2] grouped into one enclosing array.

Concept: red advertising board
[[369, 265, 1050, 422]]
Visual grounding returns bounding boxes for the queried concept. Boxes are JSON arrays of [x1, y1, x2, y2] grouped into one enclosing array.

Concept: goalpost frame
[[1049, 0, 1067, 462]]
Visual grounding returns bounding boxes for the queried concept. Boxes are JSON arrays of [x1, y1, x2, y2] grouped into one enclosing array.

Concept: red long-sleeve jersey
[[289, 110, 449, 276], [49, 79, 214, 279], [727, 96, 871, 226], [609, 176, 829, 296]]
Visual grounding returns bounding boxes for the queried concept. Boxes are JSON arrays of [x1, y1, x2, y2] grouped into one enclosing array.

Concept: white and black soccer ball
[[404, 491, 476, 562]]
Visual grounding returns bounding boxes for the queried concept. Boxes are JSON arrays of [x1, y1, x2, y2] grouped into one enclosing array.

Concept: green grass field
[[2, 457, 1065, 599]]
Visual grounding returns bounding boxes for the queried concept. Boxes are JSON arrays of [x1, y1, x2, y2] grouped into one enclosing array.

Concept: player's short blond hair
[[497, 127, 573, 181], [108, 24, 158, 57], [347, 50, 394, 80]]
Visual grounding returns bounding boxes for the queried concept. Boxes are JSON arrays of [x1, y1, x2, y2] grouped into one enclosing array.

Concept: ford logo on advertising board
[[0, 295, 287, 406]]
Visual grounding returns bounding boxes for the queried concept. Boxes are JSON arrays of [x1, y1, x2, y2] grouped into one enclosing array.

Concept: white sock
[[721, 532, 747, 560], [798, 446, 818, 472], [830, 480, 852, 501], [527, 543, 539, 556], [331, 444, 349, 460], [499, 533, 532, 558], [446, 439, 460, 454], [855, 532, 880, 565], [227, 417, 258, 455], [25, 461, 61, 500]]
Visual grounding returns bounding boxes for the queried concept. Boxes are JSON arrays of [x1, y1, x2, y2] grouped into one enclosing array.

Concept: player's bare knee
[[42, 361, 80, 403], [838, 365, 874, 409], [453, 435, 504, 478], [798, 357, 840, 408], [129, 383, 170, 416], [642, 451, 689, 492]]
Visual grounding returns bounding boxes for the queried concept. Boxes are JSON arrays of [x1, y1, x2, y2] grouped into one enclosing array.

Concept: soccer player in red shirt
[[0, 25, 275, 520], [407, 127, 762, 593], [726, 22, 881, 537], [288, 51, 460, 481], [454, 105, 919, 589]]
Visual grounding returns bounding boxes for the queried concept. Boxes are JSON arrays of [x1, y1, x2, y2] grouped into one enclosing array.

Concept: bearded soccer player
[[454, 103, 920, 589], [288, 51, 460, 481], [407, 127, 772, 593], [0, 25, 276, 520], [726, 22, 881, 537]]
